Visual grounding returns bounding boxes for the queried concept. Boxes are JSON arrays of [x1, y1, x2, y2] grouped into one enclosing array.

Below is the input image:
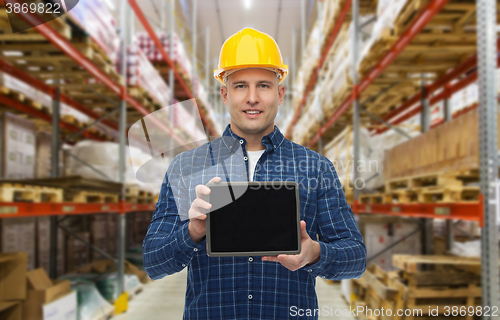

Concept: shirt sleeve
[[304, 157, 367, 280], [142, 155, 203, 280]]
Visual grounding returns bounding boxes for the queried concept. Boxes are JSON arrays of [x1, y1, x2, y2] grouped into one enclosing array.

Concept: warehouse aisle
[[112, 270, 187, 319], [112, 269, 354, 319]]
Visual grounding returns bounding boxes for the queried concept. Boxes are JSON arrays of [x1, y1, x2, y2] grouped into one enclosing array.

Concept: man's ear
[[278, 85, 285, 105], [221, 86, 228, 105]]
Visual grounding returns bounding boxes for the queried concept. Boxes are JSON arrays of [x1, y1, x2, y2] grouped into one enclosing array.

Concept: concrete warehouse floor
[[112, 269, 355, 320]]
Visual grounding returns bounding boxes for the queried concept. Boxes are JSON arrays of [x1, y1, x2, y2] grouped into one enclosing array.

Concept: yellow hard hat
[[214, 28, 288, 86]]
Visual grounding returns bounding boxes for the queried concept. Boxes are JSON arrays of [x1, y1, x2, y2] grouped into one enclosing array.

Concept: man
[[143, 28, 366, 319]]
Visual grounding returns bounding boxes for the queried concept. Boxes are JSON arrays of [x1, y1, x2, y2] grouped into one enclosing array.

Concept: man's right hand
[[188, 177, 222, 243]]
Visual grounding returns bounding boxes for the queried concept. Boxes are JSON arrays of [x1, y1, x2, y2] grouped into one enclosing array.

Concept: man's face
[[221, 68, 285, 137]]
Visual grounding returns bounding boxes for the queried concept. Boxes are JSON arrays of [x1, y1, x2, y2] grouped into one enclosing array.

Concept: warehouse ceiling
[[115, 0, 317, 81]]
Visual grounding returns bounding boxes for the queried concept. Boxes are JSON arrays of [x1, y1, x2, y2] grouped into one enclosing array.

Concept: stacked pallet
[[0, 182, 62, 203], [352, 255, 483, 320], [360, 170, 480, 204], [125, 184, 158, 204]]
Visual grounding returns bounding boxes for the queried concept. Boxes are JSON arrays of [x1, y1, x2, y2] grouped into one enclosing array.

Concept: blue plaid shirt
[[143, 125, 366, 320]]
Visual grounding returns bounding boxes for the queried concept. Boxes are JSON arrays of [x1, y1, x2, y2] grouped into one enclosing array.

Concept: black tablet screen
[[208, 183, 299, 253]]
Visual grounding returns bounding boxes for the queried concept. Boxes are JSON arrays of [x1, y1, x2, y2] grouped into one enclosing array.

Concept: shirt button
[[182, 264, 186, 267], [308, 269, 312, 272], [248, 294, 253, 300], [193, 248, 198, 252], [274, 145, 277, 148], [244, 156, 248, 161], [239, 140, 244, 144], [248, 257, 253, 262]]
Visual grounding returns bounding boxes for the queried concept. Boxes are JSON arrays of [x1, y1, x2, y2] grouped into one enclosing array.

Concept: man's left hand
[[261, 221, 320, 272]]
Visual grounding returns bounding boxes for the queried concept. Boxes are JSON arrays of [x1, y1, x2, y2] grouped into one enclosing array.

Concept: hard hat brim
[[214, 64, 288, 86]]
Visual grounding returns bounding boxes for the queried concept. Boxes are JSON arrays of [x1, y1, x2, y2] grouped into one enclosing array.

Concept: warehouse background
[[0, 0, 498, 319]]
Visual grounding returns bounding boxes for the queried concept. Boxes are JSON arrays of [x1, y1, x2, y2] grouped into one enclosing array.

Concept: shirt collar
[[221, 124, 286, 153]]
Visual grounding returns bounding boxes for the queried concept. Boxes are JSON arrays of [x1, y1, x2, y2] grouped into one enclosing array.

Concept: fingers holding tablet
[[188, 177, 222, 243], [262, 221, 321, 272]]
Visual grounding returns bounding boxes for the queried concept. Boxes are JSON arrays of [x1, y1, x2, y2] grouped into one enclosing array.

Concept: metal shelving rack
[[0, 0, 218, 304], [286, 0, 499, 309]]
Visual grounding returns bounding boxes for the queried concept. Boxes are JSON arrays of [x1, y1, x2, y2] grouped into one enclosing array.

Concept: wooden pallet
[[0, 6, 71, 40], [61, 114, 86, 129], [395, 255, 483, 320], [0, 85, 48, 113], [359, 193, 387, 204], [0, 182, 63, 203], [380, 171, 479, 203], [65, 190, 119, 203], [125, 184, 140, 197], [355, 261, 483, 320], [414, 185, 480, 203], [353, 264, 407, 320], [383, 190, 418, 204], [128, 87, 161, 113], [386, 172, 464, 192], [392, 255, 481, 273]]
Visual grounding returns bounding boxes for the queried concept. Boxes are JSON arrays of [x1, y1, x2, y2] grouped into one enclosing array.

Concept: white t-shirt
[[247, 150, 265, 182]]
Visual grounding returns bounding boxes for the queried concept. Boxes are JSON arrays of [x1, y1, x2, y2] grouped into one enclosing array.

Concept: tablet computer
[[206, 181, 301, 257]]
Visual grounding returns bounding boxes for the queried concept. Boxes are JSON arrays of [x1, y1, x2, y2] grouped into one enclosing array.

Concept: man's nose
[[246, 87, 260, 106]]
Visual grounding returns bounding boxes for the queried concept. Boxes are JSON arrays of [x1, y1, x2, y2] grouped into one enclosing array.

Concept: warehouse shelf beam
[[0, 203, 156, 218], [285, 0, 352, 139], [352, 0, 361, 201], [477, 0, 500, 308], [308, 0, 451, 148], [128, 0, 218, 138], [0, 58, 119, 131], [49, 85, 60, 279], [352, 195, 484, 226]]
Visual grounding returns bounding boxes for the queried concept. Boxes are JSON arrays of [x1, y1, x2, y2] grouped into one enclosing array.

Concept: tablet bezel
[[205, 181, 301, 257]]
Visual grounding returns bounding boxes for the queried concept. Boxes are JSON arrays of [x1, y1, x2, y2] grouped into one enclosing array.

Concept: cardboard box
[[23, 268, 71, 320], [42, 291, 77, 320], [0, 112, 36, 179], [90, 216, 108, 262], [36, 217, 65, 277], [358, 215, 421, 271], [65, 232, 89, 272], [68, 259, 151, 284], [0, 252, 27, 301], [106, 216, 117, 258], [1, 218, 36, 270], [0, 301, 22, 320], [35, 132, 64, 179]]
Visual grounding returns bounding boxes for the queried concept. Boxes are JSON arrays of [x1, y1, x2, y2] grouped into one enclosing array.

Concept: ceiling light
[[244, 0, 252, 9]]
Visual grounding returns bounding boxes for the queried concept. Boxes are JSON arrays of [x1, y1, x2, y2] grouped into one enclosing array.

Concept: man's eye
[[235, 85, 245, 89], [259, 85, 269, 88]]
